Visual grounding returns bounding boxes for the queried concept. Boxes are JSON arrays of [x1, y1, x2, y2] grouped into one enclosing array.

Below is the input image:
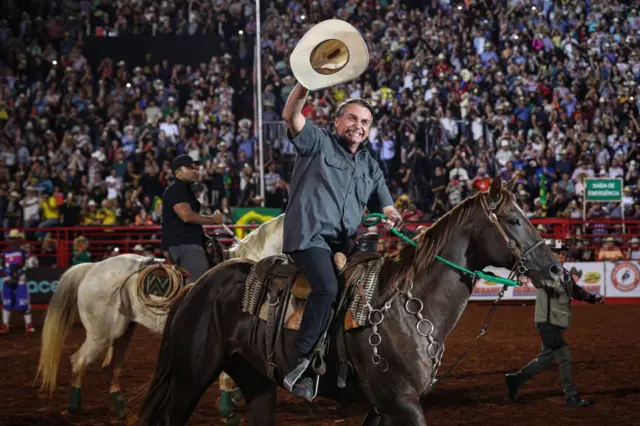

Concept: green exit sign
[[585, 178, 622, 202]]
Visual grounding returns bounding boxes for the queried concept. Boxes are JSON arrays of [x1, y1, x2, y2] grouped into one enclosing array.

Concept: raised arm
[[281, 81, 323, 156], [282, 83, 309, 137]]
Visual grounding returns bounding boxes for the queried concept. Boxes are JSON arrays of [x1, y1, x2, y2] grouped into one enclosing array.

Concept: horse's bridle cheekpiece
[[479, 193, 545, 283]]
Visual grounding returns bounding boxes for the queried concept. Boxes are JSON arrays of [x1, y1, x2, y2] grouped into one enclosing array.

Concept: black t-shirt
[[161, 178, 205, 249]]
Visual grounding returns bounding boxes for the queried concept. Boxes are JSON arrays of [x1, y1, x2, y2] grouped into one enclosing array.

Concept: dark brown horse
[[137, 177, 562, 426]]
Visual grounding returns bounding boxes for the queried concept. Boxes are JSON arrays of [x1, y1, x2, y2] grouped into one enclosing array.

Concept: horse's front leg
[[380, 393, 426, 426]]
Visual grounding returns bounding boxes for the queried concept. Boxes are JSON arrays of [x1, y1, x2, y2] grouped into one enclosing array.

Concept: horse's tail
[[35, 262, 93, 395], [137, 284, 194, 426]]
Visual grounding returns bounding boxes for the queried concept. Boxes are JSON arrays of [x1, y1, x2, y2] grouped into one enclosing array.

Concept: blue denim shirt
[[283, 119, 394, 253]]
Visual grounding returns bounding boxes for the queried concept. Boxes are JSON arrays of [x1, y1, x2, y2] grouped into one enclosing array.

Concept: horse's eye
[[508, 218, 521, 226]]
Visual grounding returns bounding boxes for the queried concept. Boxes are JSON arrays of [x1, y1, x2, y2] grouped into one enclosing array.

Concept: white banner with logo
[[470, 263, 605, 301], [564, 262, 606, 297], [470, 266, 514, 301], [604, 261, 640, 298]]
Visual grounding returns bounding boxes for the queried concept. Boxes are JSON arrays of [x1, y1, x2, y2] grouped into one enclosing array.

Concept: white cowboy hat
[[290, 19, 369, 91], [8, 229, 25, 239]]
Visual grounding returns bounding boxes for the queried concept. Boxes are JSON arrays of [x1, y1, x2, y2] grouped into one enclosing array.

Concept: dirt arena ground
[[0, 303, 638, 426]]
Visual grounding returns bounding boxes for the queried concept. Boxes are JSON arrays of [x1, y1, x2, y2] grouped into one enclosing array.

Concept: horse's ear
[[506, 176, 517, 193], [489, 175, 502, 202]]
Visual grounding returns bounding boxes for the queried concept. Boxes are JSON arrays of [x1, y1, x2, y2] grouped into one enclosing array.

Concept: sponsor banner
[[470, 262, 605, 301], [232, 207, 282, 239], [24, 267, 67, 305], [605, 261, 640, 298], [564, 262, 605, 296], [470, 266, 521, 301]]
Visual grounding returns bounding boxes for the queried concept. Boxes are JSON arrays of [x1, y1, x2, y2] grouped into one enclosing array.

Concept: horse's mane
[[228, 213, 285, 261], [378, 189, 512, 301]]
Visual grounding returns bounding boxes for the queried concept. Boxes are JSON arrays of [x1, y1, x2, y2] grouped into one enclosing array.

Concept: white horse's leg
[[108, 323, 137, 419], [102, 345, 113, 369], [68, 336, 110, 413]]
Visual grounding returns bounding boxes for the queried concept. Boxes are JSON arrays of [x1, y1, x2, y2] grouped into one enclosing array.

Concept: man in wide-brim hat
[[281, 19, 404, 400], [505, 239, 603, 407]]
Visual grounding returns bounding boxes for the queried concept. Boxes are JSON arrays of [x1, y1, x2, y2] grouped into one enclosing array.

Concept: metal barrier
[[262, 121, 289, 146], [1, 219, 639, 267]]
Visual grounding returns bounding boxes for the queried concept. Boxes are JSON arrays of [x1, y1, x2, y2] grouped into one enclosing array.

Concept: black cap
[[171, 154, 196, 172]]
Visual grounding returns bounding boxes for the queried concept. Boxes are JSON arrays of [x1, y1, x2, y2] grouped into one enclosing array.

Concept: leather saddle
[[251, 251, 381, 331], [242, 250, 383, 389]]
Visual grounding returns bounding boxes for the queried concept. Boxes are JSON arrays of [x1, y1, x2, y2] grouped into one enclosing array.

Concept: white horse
[[36, 214, 285, 418]]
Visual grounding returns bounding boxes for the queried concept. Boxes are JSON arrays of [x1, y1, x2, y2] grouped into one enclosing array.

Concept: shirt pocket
[[356, 174, 374, 206], [324, 154, 348, 170]]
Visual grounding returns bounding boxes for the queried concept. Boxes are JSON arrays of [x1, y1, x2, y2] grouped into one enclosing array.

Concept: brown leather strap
[[265, 283, 280, 380]]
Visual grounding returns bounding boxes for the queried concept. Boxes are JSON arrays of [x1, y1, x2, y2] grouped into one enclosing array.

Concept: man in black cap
[[506, 239, 604, 407], [161, 154, 223, 282]]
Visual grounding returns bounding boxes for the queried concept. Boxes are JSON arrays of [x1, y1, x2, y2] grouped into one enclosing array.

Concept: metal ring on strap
[[405, 297, 423, 315], [368, 332, 382, 347], [368, 309, 385, 326], [416, 319, 434, 337], [427, 341, 440, 359]]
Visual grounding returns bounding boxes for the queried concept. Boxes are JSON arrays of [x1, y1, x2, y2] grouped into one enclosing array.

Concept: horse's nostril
[[549, 264, 562, 277]]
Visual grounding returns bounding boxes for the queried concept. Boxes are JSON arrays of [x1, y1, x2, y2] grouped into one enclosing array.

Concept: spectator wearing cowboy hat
[[627, 237, 640, 261], [1, 230, 34, 333], [506, 239, 604, 407], [597, 237, 624, 261], [72, 236, 91, 265]]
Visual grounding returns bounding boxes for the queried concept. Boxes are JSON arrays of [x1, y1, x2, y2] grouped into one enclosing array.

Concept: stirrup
[[283, 358, 310, 392], [311, 374, 321, 400]]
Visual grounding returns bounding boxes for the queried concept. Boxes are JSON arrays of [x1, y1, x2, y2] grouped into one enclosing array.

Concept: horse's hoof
[[110, 390, 128, 419], [222, 413, 241, 425], [62, 408, 80, 416], [122, 414, 138, 426], [69, 387, 82, 413]]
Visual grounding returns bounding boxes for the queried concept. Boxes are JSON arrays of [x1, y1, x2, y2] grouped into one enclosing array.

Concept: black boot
[[565, 395, 592, 407], [292, 377, 315, 402], [505, 374, 520, 402], [283, 357, 313, 399]]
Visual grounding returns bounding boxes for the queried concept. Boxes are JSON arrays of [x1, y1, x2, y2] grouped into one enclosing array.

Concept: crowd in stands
[[0, 0, 639, 260]]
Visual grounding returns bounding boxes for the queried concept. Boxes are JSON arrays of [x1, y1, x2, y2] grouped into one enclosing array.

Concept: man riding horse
[[281, 83, 403, 399]]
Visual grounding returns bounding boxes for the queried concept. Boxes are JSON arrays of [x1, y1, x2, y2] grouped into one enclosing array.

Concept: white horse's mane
[[227, 213, 284, 261]]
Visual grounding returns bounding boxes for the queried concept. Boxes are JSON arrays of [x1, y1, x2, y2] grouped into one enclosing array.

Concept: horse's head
[[205, 235, 225, 266], [476, 175, 562, 288]]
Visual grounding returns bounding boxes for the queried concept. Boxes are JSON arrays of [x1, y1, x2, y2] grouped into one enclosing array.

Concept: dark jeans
[[289, 247, 339, 357]]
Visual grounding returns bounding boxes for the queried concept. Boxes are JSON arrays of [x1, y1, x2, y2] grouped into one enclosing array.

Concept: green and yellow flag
[[231, 207, 282, 239]]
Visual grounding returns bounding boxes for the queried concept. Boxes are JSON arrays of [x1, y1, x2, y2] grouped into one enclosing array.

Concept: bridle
[[479, 192, 546, 284], [352, 194, 550, 388]]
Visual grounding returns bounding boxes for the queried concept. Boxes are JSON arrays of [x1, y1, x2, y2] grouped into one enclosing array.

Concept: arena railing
[[1, 219, 638, 267]]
